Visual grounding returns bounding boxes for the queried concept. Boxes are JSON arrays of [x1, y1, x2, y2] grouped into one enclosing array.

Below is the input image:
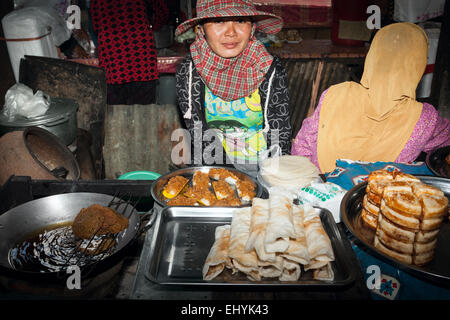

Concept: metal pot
[[0, 127, 80, 185], [0, 192, 156, 276], [151, 166, 264, 208], [0, 97, 78, 146]]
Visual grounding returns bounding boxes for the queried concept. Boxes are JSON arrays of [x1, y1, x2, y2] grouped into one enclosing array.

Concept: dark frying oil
[[9, 222, 109, 273]]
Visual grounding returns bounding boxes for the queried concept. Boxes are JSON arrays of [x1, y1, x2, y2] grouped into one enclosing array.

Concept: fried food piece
[[167, 195, 199, 206], [209, 168, 240, 185], [72, 204, 129, 239], [192, 171, 211, 190], [212, 180, 235, 200], [162, 176, 189, 199], [183, 185, 218, 206], [212, 196, 242, 207], [196, 188, 217, 206], [236, 179, 256, 202]]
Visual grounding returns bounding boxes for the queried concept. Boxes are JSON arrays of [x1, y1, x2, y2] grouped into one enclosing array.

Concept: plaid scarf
[[190, 28, 273, 101]]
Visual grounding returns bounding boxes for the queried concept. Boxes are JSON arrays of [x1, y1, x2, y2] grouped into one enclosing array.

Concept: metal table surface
[[130, 210, 372, 300]]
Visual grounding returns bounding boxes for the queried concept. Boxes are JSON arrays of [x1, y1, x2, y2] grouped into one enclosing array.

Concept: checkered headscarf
[[190, 27, 273, 101]]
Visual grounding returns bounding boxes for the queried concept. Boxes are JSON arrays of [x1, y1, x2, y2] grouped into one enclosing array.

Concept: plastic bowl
[[118, 171, 161, 180]]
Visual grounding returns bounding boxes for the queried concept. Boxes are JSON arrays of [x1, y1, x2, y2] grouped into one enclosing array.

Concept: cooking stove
[[0, 175, 155, 299]]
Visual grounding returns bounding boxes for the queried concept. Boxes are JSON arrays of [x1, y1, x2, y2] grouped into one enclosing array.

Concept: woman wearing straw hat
[[175, 0, 292, 175]]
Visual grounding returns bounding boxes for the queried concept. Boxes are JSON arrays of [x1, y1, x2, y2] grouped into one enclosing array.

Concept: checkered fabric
[[190, 27, 273, 101], [175, 0, 283, 36]]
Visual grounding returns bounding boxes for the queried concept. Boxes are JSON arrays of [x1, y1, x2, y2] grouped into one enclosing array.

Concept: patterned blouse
[[291, 90, 450, 172]]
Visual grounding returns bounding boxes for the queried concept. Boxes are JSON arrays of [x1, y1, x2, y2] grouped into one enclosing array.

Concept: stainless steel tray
[[341, 175, 450, 285], [144, 206, 356, 287], [426, 146, 450, 178], [150, 166, 264, 208]]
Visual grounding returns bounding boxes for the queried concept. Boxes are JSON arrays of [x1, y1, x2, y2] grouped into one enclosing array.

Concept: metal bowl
[[340, 175, 450, 286], [150, 166, 264, 208]]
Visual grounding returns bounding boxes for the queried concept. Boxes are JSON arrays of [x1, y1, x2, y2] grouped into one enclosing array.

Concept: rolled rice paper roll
[[281, 204, 310, 265], [313, 262, 334, 281], [202, 225, 232, 280], [258, 256, 284, 278], [279, 259, 301, 281], [229, 207, 261, 281], [245, 198, 276, 262], [303, 205, 335, 264], [264, 187, 296, 253], [304, 259, 329, 271]]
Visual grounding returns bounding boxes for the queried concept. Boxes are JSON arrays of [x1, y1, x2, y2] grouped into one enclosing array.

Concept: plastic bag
[[5, 5, 71, 46], [297, 182, 347, 223], [394, 0, 445, 23], [3, 83, 50, 120]]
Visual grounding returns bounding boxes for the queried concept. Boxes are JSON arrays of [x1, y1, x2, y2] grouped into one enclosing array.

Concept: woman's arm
[[291, 90, 328, 169], [396, 103, 450, 163]]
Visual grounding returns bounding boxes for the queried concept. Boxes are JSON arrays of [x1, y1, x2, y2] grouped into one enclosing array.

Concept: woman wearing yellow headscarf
[[291, 22, 450, 173]]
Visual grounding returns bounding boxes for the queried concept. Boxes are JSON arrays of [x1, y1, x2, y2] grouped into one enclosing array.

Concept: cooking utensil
[[151, 166, 264, 208], [0, 127, 80, 185], [426, 146, 450, 178], [0, 192, 155, 275], [340, 175, 450, 285], [0, 97, 79, 146], [144, 206, 356, 287]]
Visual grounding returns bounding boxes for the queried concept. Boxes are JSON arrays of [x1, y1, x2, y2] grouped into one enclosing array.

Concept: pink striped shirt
[[291, 90, 450, 172]]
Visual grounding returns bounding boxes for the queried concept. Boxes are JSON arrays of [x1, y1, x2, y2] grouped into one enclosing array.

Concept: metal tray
[[426, 146, 450, 178], [340, 175, 450, 285], [144, 206, 356, 287], [150, 166, 264, 208]]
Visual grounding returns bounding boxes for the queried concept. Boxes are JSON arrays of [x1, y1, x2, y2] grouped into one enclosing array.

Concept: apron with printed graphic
[[204, 87, 267, 163]]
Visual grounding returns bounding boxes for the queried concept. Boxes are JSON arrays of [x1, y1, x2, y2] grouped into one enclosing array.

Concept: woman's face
[[200, 17, 253, 58]]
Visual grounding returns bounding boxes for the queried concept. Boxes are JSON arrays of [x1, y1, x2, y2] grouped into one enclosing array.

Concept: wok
[[0, 192, 155, 275]]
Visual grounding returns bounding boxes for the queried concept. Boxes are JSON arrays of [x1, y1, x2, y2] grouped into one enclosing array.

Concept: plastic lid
[[0, 97, 78, 127], [118, 171, 161, 180]]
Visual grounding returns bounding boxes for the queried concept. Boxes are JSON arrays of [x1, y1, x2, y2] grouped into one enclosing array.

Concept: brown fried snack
[[212, 196, 242, 207], [212, 180, 235, 200], [192, 171, 211, 190], [236, 179, 256, 202], [167, 195, 199, 206], [72, 204, 129, 239]]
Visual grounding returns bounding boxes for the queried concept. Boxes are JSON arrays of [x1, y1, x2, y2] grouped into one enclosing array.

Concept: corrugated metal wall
[[103, 104, 183, 178]]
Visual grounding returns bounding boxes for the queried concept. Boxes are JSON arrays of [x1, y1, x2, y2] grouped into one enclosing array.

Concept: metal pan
[[144, 206, 356, 287], [340, 175, 450, 286], [426, 146, 450, 178], [151, 166, 264, 208], [0, 192, 155, 275]]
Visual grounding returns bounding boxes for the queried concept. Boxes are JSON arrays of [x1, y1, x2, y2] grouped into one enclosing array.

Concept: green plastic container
[[118, 171, 161, 180], [118, 171, 161, 212]]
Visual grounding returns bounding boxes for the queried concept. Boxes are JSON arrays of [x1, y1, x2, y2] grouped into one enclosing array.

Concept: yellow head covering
[[317, 22, 428, 173]]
